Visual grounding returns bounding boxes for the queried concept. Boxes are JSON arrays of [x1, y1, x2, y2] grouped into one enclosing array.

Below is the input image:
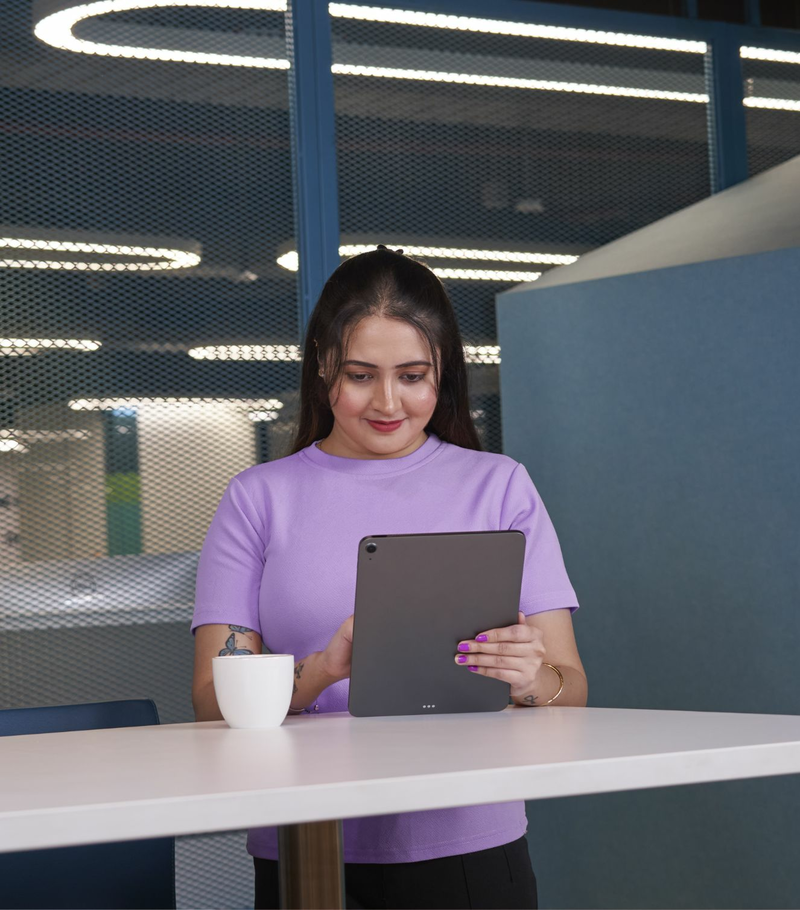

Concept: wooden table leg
[[277, 819, 345, 909]]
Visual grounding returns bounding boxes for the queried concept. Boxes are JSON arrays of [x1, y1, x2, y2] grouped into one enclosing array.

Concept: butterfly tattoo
[[218, 633, 254, 656]]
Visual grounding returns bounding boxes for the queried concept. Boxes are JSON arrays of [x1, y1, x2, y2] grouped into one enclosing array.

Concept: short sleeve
[[190, 476, 267, 635], [500, 462, 580, 616]]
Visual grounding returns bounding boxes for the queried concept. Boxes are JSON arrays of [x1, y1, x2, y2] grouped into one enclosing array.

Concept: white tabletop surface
[[3, 706, 800, 853]]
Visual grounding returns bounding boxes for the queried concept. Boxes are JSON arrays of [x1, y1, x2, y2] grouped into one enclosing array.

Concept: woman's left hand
[[454, 610, 546, 699]]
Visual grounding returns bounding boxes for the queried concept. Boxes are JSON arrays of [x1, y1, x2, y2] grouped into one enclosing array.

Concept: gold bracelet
[[538, 663, 564, 706], [287, 703, 319, 715]]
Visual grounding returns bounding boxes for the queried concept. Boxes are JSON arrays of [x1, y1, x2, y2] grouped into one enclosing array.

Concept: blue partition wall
[[496, 244, 800, 908]]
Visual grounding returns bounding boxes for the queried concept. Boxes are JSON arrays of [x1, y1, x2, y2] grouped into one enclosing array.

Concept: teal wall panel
[[497, 246, 800, 908]]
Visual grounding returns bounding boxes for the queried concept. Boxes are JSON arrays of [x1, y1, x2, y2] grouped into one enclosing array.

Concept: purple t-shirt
[[191, 431, 579, 863]]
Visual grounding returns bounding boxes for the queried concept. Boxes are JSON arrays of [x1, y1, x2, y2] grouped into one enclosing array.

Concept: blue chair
[[0, 699, 176, 910]]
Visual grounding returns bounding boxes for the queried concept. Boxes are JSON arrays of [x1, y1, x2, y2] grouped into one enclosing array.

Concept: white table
[[3, 706, 800, 908]]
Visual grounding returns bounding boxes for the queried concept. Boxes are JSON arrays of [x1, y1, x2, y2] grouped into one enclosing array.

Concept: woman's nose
[[373, 379, 395, 409]]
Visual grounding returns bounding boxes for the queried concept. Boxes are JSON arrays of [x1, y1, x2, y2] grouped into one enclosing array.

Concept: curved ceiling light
[[0, 228, 201, 272], [330, 65, 709, 104], [69, 396, 285, 410], [33, 0, 288, 68], [1, 337, 101, 356], [29, 1, 705, 105], [276, 242, 580, 282], [741, 46, 800, 64], [743, 96, 800, 112], [188, 342, 502, 364], [188, 344, 302, 361], [32, 4, 798, 111], [277, 250, 541, 282], [329, 4, 707, 54]]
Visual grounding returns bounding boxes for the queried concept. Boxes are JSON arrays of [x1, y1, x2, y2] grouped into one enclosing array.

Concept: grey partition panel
[[496, 246, 800, 909]]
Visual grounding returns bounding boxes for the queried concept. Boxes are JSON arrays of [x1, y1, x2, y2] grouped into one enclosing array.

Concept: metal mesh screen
[[743, 55, 800, 175], [331, 6, 712, 453], [1, 4, 297, 907]]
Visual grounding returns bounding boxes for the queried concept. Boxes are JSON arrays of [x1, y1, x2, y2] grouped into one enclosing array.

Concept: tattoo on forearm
[[218, 631, 254, 657], [291, 661, 305, 698], [523, 694, 537, 706]]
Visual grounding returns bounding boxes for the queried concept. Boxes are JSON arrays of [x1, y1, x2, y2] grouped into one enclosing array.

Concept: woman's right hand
[[319, 614, 354, 681]]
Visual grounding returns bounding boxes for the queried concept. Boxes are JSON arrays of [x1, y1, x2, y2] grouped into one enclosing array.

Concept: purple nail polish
[[468, 665, 478, 672], [457, 655, 468, 663], [476, 634, 488, 642], [458, 643, 470, 652]]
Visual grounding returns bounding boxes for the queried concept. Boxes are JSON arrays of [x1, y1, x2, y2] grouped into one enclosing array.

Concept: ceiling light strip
[[331, 63, 709, 102], [1, 337, 101, 354], [329, 4, 707, 54], [188, 344, 502, 364], [0, 236, 200, 271], [34, 0, 288, 66], [743, 96, 800, 112], [69, 396, 284, 410], [740, 46, 800, 65], [189, 344, 302, 361], [33, 5, 798, 111], [432, 267, 541, 281], [338, 244, 578, 264]]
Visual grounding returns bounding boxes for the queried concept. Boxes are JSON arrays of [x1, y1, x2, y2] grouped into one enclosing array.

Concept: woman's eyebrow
[[343, 360, 432, 369]]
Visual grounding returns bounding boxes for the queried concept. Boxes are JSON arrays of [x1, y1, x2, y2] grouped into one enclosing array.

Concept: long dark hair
[[289, 246, 483, 455]]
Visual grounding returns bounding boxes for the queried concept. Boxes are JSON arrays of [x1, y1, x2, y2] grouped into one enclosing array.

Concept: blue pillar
[[745, 0, 761, 27], [704, 27, 749, 192], [681, 0, 698, 18], [285, 0, 341, 339]]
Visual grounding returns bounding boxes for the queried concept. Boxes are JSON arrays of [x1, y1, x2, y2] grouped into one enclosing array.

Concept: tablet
[[348, 530, 526, 718]]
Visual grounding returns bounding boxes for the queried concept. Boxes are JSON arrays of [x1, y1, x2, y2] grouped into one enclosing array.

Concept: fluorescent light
[[69, 396, 284, 410], [338, 244, 577, 265], [0, 236, 200, 271], [329, 4, 707, 54], [248, 410, 281, 421], [464, 345, 501, 365], [743, 96, 800, 112], [432, 267, 541, 281], [1, 337, 101, 356], [278, 244, 575, 280], [0, 429, 92, 443], [184, 342, 502, 363], [34, 0, 707, 57], [331, 63, 709, 102], [188, 344, 302, 361], [33, 1, 705, 103], [0, 440, 23, 453], [34, 0, 288, 67], [36, 4, 798, 112], [741, 46, 800, 64]]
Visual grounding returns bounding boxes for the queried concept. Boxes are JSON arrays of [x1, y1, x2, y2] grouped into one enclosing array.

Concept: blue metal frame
[[285, 0, 341, 340], [288, 0, 800, 304], [705, 26, 750, 192]]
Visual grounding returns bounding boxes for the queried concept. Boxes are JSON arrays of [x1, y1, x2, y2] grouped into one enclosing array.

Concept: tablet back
[[348, 530, 526, 717]]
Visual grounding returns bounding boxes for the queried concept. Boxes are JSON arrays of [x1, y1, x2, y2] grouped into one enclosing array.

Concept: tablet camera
[[365, 542, 377, 554]]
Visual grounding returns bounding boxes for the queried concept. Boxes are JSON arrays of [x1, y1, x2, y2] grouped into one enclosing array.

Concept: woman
[[191, 245, 588, 909]]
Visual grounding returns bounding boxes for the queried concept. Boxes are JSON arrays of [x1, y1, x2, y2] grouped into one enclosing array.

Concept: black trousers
[[253, 834, 538, 910]]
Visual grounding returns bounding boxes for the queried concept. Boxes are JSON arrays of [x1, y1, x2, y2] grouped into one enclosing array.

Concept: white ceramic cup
[[212, 653, 294, 729]]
